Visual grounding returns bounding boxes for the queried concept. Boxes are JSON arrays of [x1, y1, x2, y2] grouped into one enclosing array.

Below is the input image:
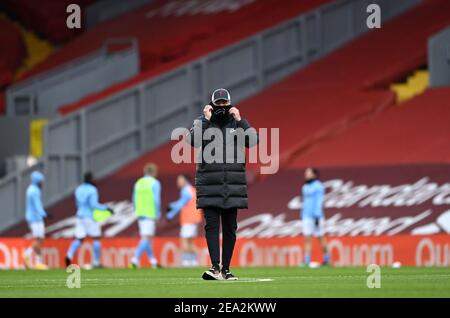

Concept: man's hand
[[203, 105, 213, 120], [166, 207, 173, 221], [229, 107, 241, 121], [107, 207, 115, 214]]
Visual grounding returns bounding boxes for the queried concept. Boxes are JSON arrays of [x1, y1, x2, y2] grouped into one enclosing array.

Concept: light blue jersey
[[166, 185, 193, 220], [75, 183, 108, 219], [25, 171, 47, 223], [132, 176, 162, 220], [301, 179, 325, 219]]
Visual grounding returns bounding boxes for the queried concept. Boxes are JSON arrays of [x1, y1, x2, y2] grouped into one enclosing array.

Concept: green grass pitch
[[0, 267, 449, 298]]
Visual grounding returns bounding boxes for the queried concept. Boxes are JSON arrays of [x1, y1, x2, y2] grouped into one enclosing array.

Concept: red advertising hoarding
[[1, 235, 449, 269]]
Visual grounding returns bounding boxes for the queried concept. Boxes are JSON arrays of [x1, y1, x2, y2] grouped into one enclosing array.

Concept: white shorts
[[28, 221, 45, 239], [138, 218, 156, 237], [75, 218, 101, 239], [180, 224, 198, 239], [302, 218, 325, 237]]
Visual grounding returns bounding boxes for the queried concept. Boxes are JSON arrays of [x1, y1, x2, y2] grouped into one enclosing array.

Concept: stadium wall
[[0, 116, 38, 161], [429, 25, 450, 87], [0, 235, 449, 269]]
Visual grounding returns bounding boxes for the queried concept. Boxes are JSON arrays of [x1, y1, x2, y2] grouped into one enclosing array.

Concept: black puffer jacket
[[188, 110, 258, 210]]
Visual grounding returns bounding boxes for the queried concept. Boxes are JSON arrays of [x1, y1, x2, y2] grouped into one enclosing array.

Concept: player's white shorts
[[180, 223, 198, 239], [138, 218, 156, 237], [75, 218, 101, 239], [302, 217, 325, 237], [28, 221, 45, 239]]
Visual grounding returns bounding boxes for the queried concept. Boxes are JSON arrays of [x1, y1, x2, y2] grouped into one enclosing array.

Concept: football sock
[[67, 239, 82, 260], [93, 240, 101, 266], [304, 254, 311, 265]]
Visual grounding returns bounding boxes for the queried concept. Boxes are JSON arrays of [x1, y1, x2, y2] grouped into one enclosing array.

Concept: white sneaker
[[202, 266, 222, 280]]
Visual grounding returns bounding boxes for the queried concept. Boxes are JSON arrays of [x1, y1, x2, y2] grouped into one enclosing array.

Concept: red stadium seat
[[289, 88, 450, 168], [0, 15, 26, 89], [0, 15, 26, 113], [1, 0, 96, 43], [0, 91, 5, 114]]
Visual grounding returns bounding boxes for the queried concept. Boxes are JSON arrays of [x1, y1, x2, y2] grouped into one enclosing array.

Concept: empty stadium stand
[[33, 0, 398, 212], [289, 87, 450, 168], [14, 0, 332, 114], [59, 0, 450, 117], [19, 0, 331, 81], [287, 0, 450, 90], [6, 38, 140, 116], [1, 0, 96, 43], [0, 13, 54, 115], [4, 0, 450, 238], [0, 14, 26, 90]]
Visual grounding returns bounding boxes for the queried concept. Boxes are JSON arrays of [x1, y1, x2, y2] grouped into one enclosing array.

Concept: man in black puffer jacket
[[187, 88, 258, 280]]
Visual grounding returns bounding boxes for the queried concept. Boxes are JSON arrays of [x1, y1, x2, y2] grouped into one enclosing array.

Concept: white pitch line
[[155, 278, 275, 285], [221, 278, 274, 283]]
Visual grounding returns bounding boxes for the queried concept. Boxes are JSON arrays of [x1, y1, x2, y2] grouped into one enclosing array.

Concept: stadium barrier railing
[[84, 0, 154, 29], [5, 38, 140, 116]]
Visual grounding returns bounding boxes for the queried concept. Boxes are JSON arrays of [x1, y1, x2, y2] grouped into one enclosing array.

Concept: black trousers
[[203, 208, 238, 271]]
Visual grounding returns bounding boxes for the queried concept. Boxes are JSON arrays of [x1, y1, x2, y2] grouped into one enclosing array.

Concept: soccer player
[[129, 163, 161, 269], [301, 167, 330, 266], [65, 172, 113, 268], [24, 171, 49, 270], [166, 174, 202, 267]]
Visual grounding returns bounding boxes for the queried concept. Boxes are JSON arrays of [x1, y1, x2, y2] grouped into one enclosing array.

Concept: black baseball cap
[[211, 88, 231, 106]]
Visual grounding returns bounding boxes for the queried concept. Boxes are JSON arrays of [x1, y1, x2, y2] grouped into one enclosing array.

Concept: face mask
[[213, 106, 228, 117]]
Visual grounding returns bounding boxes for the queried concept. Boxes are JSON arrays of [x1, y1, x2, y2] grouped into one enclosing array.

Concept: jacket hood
[[31, 171, 45, 184]]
